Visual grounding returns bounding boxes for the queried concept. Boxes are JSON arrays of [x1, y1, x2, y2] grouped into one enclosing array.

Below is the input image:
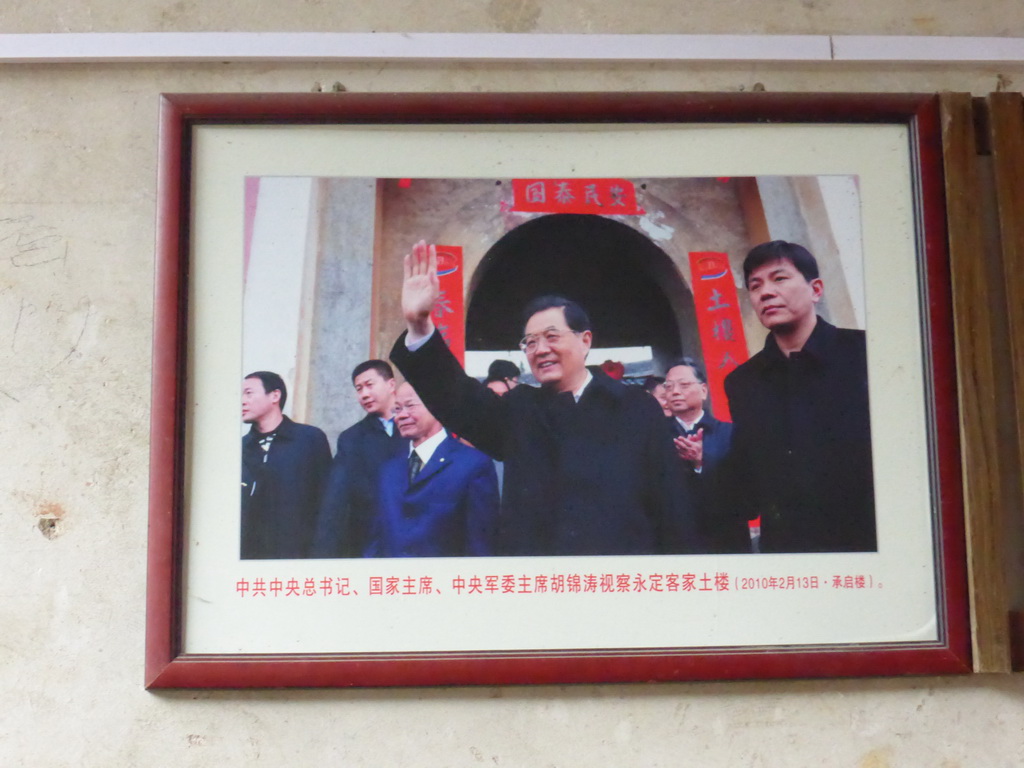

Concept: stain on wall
[[35, 500, 65, 539]]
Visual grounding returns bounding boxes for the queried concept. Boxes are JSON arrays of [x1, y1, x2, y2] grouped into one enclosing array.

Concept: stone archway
[[465, 213, 700, 373]]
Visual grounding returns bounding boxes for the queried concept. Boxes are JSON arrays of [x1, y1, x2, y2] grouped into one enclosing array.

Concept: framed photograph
[[147, 92, 969, 688]]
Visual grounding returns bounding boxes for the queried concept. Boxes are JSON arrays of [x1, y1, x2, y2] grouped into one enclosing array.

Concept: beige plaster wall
[[0, 0, 1022, 37], [3, 2, 1024, 765]]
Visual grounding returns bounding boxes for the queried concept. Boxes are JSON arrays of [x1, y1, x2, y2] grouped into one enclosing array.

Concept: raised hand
[[402, 240, 440, 337]]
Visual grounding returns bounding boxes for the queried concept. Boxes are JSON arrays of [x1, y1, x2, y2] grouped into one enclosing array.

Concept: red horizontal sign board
[[511, 178, 643, 215]]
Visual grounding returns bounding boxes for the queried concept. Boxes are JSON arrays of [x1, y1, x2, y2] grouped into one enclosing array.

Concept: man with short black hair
[[241, 371, 331, 559], [723, 240, 876, 553], [311, 359, 406, 557], [486, 359, 520, 391], [391, 240, 695, 556]]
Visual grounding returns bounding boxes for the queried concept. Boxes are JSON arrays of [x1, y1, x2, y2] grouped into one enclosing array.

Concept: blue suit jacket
[[311, 413, 406, 558], [369, 435, 500, 557]]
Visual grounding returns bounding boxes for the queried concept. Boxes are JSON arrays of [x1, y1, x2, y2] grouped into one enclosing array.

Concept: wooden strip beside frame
[[987, 92, 1024, 671], [940, 93, 1012, 672], [988, 93, 1024, 544]]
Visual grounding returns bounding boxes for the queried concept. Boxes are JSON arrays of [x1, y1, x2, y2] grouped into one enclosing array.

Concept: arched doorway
[[466, 214, 700, 374]]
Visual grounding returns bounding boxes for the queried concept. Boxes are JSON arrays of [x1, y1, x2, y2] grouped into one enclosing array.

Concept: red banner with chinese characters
[[511, 178, 644, 215], [433, 245, 465, 364], [689, 251, 749, 421]]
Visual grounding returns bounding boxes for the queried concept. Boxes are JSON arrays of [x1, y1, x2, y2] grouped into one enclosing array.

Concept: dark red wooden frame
[[147, 92, 970, 688]]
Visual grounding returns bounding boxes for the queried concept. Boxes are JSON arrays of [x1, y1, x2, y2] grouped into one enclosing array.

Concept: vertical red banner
[[433, 245, 465, 364], [689, 252, 749, 421]]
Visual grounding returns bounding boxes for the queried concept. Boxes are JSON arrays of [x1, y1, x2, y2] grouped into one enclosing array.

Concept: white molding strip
[[0, 32, 831, 62], [0, 32, 1019, 65], [834, 35, 1024, 62]]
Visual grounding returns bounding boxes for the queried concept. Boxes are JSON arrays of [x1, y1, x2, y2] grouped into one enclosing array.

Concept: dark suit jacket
[[369, 434, 500, 557], [390, 331, 695, 555], [669, 412, 749, 553], [722, 317, 876, 553], [311, 413, 406, 558], [241, 416, 332, 559]]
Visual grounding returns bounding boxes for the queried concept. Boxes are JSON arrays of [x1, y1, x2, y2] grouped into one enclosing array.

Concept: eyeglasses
[[663, 379, 702, 392], [519, 327, 582, 354], [392, 401, 424, 415]]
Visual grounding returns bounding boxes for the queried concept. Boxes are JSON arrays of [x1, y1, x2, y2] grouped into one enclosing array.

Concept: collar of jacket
[[759, 315, 839, 368], [245, 414, 298, 442], [696, 412, 722, 432], [581, 366, 627, 400], [531, 365, 626, 403], [669, 411, 721, 434], [362, 412, 398, 435]]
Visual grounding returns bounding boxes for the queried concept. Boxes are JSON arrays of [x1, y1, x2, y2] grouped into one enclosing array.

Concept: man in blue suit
[[664, 358, 749, 554], [369, 382, 499, 558], [665, 358, 732, 478]]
